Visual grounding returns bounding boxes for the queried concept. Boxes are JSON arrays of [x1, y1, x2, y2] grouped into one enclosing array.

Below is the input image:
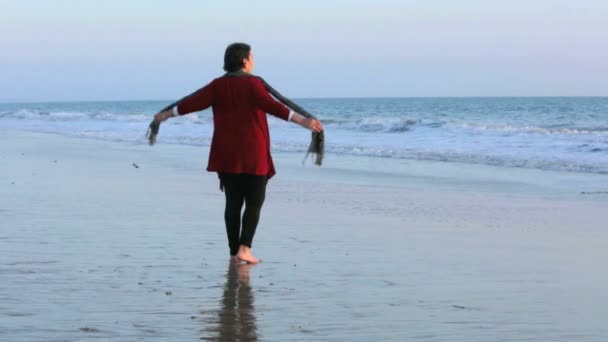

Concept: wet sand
[[1, 130, 608, 341]]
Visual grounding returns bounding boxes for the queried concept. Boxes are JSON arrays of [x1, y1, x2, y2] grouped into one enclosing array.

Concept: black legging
[[219, 173, 268, 256]]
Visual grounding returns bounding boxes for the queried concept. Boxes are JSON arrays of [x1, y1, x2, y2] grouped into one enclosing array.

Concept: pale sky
[[1, 0, 607, 102]]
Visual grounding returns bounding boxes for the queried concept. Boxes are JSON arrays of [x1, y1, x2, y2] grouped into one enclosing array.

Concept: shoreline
[[4, 128, 608, 201]]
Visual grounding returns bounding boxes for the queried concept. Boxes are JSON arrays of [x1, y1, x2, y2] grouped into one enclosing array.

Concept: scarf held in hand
[[147, 71, 324, 166]]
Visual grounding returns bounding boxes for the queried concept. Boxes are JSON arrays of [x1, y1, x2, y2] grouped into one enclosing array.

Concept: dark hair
[[223, 43, 251, 72]]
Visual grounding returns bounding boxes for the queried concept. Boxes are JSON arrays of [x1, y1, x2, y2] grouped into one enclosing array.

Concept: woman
[[152, 42, 323, 264]]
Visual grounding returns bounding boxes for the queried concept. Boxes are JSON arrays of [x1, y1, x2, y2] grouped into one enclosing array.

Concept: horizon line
[[1, 95, 608, 105]]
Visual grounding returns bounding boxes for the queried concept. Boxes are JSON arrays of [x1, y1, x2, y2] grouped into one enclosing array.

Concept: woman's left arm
[[154, 81, 215, 123]]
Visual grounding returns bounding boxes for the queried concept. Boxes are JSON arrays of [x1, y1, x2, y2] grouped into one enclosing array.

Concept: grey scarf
[[148, 71, 324, 166]]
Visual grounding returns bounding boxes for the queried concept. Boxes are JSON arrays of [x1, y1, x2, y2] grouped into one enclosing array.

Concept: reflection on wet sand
[[200, 261, 258, 341]]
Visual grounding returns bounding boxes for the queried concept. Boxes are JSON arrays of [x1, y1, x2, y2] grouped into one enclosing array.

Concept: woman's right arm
[[289, 112, 324, 133], [251, 78, 323, 132]]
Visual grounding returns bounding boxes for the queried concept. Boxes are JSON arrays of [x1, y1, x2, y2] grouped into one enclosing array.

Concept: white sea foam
[[1, 98, 607, 174], [457, 123, 608, 136]]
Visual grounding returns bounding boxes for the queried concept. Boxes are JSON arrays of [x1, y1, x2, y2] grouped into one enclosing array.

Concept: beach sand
[[1, 130, 607, 341]]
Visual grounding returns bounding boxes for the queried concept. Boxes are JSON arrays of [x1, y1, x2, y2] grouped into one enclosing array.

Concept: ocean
[[1, 97, 607, 174]]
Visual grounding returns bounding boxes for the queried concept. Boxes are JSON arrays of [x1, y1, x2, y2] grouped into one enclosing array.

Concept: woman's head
[[223, 42, 254, 73]]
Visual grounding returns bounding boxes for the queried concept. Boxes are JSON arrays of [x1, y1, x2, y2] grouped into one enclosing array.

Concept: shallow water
[[3, 209, 607, 341], [1, 131, 607, 341]]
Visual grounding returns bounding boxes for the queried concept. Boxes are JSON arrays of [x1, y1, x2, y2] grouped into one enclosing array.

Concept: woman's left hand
[[153, 110, 172, 124]]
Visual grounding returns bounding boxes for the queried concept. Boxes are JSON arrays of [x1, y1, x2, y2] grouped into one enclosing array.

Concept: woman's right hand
[[289, 112, 323, 132], [304, 118, 324, 133]]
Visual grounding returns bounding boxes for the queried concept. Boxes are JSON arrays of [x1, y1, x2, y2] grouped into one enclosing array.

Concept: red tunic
[[175, 75, 290, 178]]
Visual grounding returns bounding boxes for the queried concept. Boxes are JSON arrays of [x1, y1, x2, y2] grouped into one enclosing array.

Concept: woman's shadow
[[200, 261, 258, 341]]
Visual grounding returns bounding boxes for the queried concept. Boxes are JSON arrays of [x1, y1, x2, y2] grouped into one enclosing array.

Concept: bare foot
[[236, 245, 261, 264]]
